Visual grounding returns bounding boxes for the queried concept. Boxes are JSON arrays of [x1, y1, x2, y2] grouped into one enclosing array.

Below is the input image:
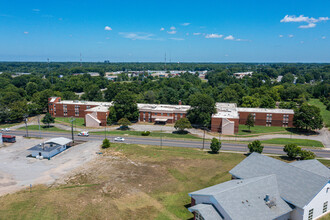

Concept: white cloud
[[322, 36, 326, 39], [167, 30, 177, 34], [280, 15, 329, 28], [279, 35, 284, 38], [299, 23, 316, 28], [169, 37, 184, 41], [181, 23, 190, 26], [205, 33, 223, 38], [224, 35, 235, 40], [193, 33, 201, 35], [170, 26, 176, 30], [119, 32, 154, 40], [235, 38, 250, 42], [288, 34, 294, 38], [24, 31, 29, 34], [32, 9, 40, 12], [104, 26, 112, 31], [160, 27, 164, 31]]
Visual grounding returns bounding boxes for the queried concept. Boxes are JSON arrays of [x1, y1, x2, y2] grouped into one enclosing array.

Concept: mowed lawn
[[18, 125, 69, 132], [261, 138, 324, 148], [308, 99, 330, 127], [235, 125, 290, 136], [0, 144, 246, 220], [91, 130, 202, 140], [55, 117, 85, 127]]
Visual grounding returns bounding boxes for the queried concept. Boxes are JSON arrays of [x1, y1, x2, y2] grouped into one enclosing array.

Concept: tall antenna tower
[[164, 52, 167, 71]]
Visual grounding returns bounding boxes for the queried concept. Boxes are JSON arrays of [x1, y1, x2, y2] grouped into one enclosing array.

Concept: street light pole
[[24, 115, 29, 138], [160, 126, 163, 149], [202, 127, 205, 150], [105, 113, 107, 139], [70, 117, 75, 143], [38, 115, 41, 138]]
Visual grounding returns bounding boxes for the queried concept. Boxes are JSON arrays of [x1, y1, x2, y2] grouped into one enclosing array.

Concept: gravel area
[[0, 136, 101, 196]]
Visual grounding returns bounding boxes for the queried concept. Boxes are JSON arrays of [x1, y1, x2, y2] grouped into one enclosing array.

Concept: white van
[[78, 131, 89, 137]]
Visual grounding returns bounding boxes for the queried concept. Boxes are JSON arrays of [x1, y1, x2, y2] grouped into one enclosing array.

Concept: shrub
[[210, 138, 221, 154], [102, 138, 111, 149], [248, 140, 264, 153], [141, 131, 151, 136], [299, 150, 316, 160], [283, 144, 301, 159]]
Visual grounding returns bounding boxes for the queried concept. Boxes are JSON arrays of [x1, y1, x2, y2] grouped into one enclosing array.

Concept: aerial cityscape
[[0, 0, 329, 220]]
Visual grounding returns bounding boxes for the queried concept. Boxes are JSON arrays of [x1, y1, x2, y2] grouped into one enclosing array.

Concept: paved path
[[5, 130, 330, 158]]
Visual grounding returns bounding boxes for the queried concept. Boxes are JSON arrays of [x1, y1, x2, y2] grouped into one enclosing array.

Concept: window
[[86, 105, 90, 109], [167, 113, 170, 116], [308, 209, 313, 220], [149, 112, 151, 122], [180, 113, 183, 117], [161, 113, 163, 116], [63, 105, 67, 116], [155, 113, 157, 116], [252, 113, 256, 120], [175, 113, 178, 121], [283, 114, 289, 127], [266, 114, 272, 127], [324, 201, 328, 213], [143, 112, 145, 121], [75, 105, 79, 116], [54, 104, 56, 114]]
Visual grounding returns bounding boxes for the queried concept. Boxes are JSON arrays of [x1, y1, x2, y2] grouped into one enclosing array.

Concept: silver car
[[114, 137, 125, 142]]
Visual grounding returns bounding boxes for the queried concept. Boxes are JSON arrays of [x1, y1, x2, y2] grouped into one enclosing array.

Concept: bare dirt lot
[[0, 136, 101, 196]]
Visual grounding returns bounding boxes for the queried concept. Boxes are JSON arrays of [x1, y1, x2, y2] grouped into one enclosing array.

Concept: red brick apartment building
[[211, 103, 294, 135], [137, 103, 190, 124], [49, 97, 294, 132]]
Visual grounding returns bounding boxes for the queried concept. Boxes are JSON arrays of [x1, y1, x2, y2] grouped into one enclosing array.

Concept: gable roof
[[290, 160, 330, 179], [45, 137, 72, 146], [190, 175, 292, 220], [189, 204, 223, 220], [229, 153, 329, 208]]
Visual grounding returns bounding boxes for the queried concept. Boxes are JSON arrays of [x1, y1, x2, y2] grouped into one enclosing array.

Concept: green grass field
[[18, 125, 69, 132], [55, 117, 85, 127], [308, 99, 330, 127], [234, 125, 290, 136], [261, 138, 324, 148], [91, 130, 202, 140], [0, 143, 329, 219]]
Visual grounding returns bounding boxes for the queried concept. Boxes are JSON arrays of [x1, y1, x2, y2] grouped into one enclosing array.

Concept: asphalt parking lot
[[0, 137, 101, 196]]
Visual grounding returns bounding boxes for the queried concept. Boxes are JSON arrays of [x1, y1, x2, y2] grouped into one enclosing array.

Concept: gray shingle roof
[[290, 160, 330, 179], [190, 175, 292, 220], [189, 204, 223, 220], [229, 153, 329, 208]]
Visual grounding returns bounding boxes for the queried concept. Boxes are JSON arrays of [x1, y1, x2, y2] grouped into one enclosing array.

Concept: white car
[[1, 128, 10, 132], [114, 137, 125, 142], [78, 131, 89, 137]]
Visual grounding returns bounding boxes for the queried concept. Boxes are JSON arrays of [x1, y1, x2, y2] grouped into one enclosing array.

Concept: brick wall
[[238, 111, 293, 127], [211, 117, 239, 133]]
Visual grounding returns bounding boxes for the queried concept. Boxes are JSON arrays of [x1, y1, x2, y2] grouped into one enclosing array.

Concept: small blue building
[[28, 137, 72, 159]]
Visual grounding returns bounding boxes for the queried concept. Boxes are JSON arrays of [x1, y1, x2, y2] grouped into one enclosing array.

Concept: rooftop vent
[[264, 195, 277, 208]]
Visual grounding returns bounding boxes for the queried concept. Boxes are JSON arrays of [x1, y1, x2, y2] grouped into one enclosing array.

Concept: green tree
[[210, 138, 221, 154], [42, 113, 55, 127], [283, 144, 301, 159], [248, 140, 264, 153], [174, 118, 192, 133], [102, 138, 111, 149], [187, 93, 216, 126], [113, 90, 139, 121], [260, 95, 276, 108], [245, 113, 255, 131], [299, 150, 316, 160], [293, 104, 323, 131], [8, 101, 28, 122], [241, 96, 260, 107], [118, 118, 131, 130]]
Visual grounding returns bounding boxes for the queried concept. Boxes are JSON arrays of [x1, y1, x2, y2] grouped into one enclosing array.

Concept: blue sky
[[0, 0, 329, 62]]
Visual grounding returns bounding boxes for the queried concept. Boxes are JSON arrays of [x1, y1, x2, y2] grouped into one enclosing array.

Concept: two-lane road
[[4, 130, 330, 158]]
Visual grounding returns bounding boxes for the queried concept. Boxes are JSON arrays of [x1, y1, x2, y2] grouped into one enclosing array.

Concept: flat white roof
[[86, 105, 109, 112], [137, 103, 190, 113], [57, 100, 113, 107], [237, 107, 294, 114], [213, 110, 239, 119]]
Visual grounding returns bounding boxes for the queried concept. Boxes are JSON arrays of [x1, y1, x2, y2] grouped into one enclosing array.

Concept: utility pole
[[38, 115, 41, 138], [105, 113, 107, 139], [202, 127, 205, 150], [70, 117, 75, 143], [160, 126, 163, 149], [24, 115, 29, 138]]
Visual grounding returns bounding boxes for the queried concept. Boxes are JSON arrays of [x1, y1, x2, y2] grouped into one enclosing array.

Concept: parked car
[[114, 137, 125, 142], [78, 131, 89, 137], [1, 128, 10, 132]]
